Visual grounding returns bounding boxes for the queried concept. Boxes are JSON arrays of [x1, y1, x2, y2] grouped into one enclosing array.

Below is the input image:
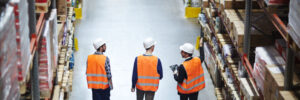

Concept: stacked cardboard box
[[252, 46, 300, 99], [222, 9, 275, 54], [35, 0, 50, 13], [39, 21, 55, 98], [0, 5, 20, 100], [57, 0, 67, 22], [278, 91, 298, 100]]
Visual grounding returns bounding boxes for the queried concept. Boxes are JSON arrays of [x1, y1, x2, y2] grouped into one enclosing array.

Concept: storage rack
[[199, 0, 300, 99], [0, 0, 80, 99]]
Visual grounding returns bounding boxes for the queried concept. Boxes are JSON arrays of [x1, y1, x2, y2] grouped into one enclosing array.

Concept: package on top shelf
[[49, 9, 59, 71], [288, 0, 300, 48], [38, 20, 56, 98], [229, 11, 275, 53], [35, 0, 48, 3], [0, 5, 20, 100], [57, 0, 67, 16], [10, 0, 31, 81], [252, 46, 300, 99], [265, 0, 290, 5]]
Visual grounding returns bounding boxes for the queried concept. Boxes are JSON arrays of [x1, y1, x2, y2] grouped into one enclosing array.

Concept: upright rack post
[[284, 41, 295, 90], [243, 0, 252, 58], [27, 0, 36, 36], [31, 51, 40, 100]]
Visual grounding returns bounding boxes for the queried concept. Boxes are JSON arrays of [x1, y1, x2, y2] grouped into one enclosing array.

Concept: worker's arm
[[131, 57, 138, 92], [157, 58, 163, 80], [105, 57, 113, 90], [174, 65, 187, 83]]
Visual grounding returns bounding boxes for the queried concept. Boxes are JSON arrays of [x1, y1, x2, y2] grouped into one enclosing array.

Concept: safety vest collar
[[178, 81, 205, 91], [183, 73, 204, 84], [87, 74, 107, 77]]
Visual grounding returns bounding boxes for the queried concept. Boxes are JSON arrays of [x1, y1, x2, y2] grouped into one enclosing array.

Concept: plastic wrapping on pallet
[[10, 0, 31, 81], [288, 0, 300, 48], [0, 5, 20, 100], [49, 9, 59, 70], [252, 46, 286, 97], [265, 0, 289, 5], [38, 20, 53, 97]]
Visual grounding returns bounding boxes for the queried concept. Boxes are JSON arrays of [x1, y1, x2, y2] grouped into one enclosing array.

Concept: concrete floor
[[70, 0, 216, 99]]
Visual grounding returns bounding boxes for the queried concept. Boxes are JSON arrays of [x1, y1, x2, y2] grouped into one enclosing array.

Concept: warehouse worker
[[86, 38, 113, 100], [171, 43, 205, 100], [131, 38, 163, 100]]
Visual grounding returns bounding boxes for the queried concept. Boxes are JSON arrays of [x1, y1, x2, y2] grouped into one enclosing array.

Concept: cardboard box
[[57, 0, 67, 16], [278, 91, 298, 100], [240, 78, 260, 100]]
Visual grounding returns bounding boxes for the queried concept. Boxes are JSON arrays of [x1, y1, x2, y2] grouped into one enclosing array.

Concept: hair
[[97, 44, 105, 51], [183, 51, 193, 57], [145, 46, 154, 51]]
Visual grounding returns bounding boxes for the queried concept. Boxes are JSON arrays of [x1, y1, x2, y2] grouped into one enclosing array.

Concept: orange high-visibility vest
[[177, 57, 205, 94], [86, 55, 109, 89], [136, 55, 160, 92]]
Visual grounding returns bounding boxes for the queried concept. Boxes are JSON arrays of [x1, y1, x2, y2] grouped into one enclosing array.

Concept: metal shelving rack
[[200, 0, 300, 99]]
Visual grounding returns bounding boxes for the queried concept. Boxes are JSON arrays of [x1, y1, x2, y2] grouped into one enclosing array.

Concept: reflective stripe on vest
[[177, 57, 205, 94], [86, 55, 109, 89], [136, 55, 160, 92]]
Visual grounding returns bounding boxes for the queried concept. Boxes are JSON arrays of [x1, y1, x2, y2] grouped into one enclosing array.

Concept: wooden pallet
[[57, 15, 67, 23]]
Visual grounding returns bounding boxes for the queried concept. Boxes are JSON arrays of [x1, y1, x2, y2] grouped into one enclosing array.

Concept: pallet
[[57, 15, 67, 23], [59, 89, 65, 100], [215, 88, 225, 100], [57, 65, 64, 85], [52, 85, 61, 100]]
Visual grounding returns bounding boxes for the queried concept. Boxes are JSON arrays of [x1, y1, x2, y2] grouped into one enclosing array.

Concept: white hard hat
[[180, 43, 194, 54], [143, 37, 157, 49], [93, 38, 106, 50]]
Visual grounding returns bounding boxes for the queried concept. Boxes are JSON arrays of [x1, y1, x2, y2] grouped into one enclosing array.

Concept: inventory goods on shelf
[[288, 0, 300, 48], [35, 0, 51, 13], [10, 0, 32, 82], [0, 5, 20, 100]]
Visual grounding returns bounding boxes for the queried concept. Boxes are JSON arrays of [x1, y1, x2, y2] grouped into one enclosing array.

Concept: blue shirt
[[131, 54, 163, 88]]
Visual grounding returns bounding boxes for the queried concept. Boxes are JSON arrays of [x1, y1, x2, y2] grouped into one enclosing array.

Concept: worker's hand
[[173, 70, 178, 76], [109, 80, 113, 90], [199, 37, 203, 47], [169, 64, 179, 72], [131, 88, 135, 92]]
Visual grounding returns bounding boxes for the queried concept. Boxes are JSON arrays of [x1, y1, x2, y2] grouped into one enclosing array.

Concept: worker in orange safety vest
[[131, 38, 163, 100], [171, 43, 205, 100], [86, 38, 113, 100]]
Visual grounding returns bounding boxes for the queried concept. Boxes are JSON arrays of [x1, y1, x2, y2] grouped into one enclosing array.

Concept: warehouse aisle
[[70, 0, 216, 99]]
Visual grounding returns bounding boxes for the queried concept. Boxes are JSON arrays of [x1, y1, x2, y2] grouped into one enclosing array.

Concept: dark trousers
[[136, 89, 155, 100], [179, 92, 199, 100], [92, 88, 110, 100]]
